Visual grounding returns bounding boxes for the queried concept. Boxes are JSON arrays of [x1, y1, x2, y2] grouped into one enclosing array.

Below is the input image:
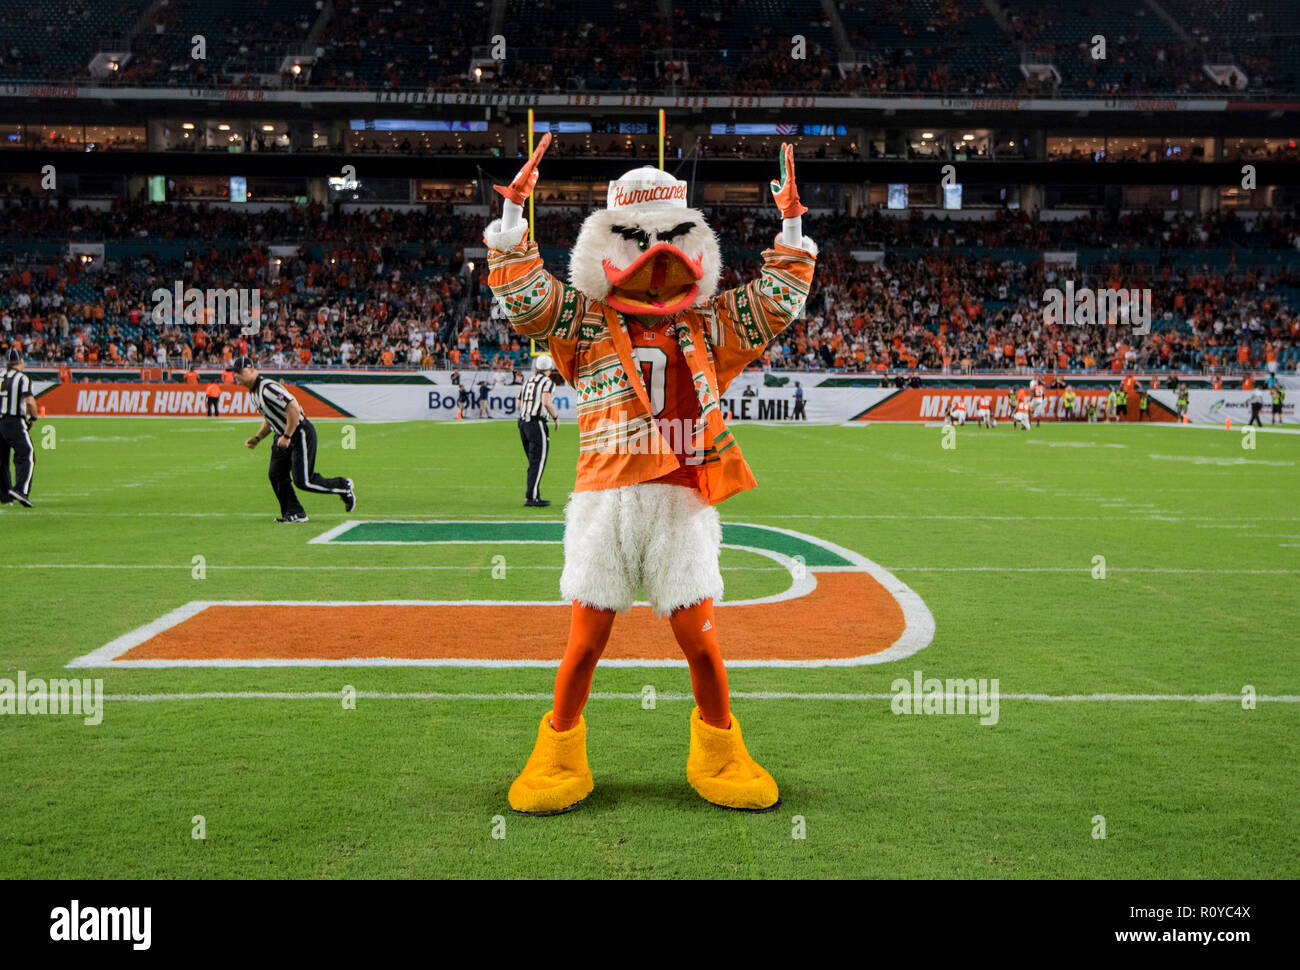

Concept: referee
[[231, 356, 356, 523], [518, 353, 558, 507], [1, 348, 37, 507]]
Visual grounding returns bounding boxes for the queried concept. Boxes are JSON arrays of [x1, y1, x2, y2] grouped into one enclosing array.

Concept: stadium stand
[[118, 0, 321, 87], [838, 0, 1023, 95], [0, 0, 149, 82], [3, 200, 1298, 374], [2, 0, 1298, 96], [1000, 0, 1215, 96], [310, 0, 487, 91]]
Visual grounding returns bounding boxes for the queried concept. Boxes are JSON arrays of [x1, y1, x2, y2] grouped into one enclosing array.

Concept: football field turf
[[1, 415, 1296, 879]]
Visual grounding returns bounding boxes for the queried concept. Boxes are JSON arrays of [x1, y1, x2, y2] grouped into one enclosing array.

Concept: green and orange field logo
[[69, 522, 934, 668]]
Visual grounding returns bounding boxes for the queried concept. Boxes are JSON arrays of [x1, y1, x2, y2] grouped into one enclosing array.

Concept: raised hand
[[769, 142, 807, 219], [494, 132, 552, 206]]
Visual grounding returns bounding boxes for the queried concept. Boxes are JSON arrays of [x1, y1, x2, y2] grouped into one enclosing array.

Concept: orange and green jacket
[[486, 235, 817, 504]]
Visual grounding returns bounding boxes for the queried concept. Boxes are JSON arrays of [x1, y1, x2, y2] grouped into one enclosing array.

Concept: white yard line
[[0, 563, 785, 572], [11, 510, 1300, 523], [12, 561, 1295, 576], [739, 514, 1300, 522], [885, 566, 1300, 574], [35, 690, 1300, 704]]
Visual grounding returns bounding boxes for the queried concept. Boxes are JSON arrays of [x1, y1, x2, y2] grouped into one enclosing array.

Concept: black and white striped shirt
[[518, 373, 553, 420], [0, 368, 33, 417], [250, 376, 298, 436]]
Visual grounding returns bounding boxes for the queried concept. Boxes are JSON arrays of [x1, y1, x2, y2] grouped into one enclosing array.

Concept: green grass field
[[1, 415, 1297, 879]]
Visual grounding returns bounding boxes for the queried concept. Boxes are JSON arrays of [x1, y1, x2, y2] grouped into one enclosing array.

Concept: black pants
[[206, 396, 219, 416], [792, 399, 806, 420], [0, 416, 34, 500], [267, 421, 350, 516], [518, 417, 549, 502], [1249, 403, 1262, 426]]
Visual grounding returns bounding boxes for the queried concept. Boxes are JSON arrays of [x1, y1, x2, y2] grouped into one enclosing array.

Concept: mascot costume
[[484, 134, 817, 814]]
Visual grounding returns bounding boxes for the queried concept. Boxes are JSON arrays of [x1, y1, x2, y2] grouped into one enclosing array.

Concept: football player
[[1030, 378, 1047, 427], [945, 394, 967, 427], [1013, 393, 1032, 431]]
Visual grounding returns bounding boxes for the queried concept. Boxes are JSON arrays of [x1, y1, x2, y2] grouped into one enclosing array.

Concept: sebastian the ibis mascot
[[484, 135, 817, 814]]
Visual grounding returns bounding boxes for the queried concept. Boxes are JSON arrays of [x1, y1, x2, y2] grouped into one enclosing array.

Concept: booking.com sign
[[427, 390, 573, 417]]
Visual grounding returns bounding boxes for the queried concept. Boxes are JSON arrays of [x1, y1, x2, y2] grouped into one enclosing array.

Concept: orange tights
[[550, 599, 731, 731]]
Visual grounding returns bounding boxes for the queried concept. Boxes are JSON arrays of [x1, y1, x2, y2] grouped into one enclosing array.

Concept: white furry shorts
[[559, 483, 724, 616]]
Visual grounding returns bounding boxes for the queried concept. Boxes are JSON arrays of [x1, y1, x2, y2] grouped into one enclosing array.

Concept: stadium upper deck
[[0, 0, 1296, 98]]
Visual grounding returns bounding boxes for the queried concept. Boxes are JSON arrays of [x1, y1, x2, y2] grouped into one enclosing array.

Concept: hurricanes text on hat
[[606, 167, 688, 212]]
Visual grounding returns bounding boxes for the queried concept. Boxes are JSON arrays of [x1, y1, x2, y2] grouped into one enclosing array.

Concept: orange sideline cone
[[1225, 417, 1232, 430]]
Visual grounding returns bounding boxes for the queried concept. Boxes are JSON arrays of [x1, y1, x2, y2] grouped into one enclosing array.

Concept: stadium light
[[921, 132, 934, 139]]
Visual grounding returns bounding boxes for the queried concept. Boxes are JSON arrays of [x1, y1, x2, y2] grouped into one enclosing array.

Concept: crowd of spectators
[[2, 198, 1299, 376], [6, 0, 1294, 99], [0, 240, 513, 372], [773, 245, 1300, 374], [707, 207, 1300, 255], [0, 197, 487, 246], [100, 0, 319, 89], [309, 0, 487, 91]]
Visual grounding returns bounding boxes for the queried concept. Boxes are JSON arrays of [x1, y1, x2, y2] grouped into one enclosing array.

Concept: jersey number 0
[[633, 346, 668, 416]]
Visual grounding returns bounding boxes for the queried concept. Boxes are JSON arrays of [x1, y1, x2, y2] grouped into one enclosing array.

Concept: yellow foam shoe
[[686, 706, 780, 812], [508, 711, 594, 815]]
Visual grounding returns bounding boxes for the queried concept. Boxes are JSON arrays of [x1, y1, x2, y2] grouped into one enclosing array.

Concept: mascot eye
[[637, 238, 650, 252]]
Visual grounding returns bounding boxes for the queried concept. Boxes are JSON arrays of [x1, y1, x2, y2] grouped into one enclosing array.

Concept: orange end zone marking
[[114, 573, 905, 664]]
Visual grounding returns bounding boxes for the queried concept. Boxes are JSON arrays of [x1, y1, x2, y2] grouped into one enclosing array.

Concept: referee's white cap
[[534, 353, 554, 372]]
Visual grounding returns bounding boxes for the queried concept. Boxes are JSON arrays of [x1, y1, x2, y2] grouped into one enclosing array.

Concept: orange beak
[[603, 243, 704, 316]]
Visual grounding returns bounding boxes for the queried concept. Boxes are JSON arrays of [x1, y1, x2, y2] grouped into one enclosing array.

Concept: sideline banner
[[34, 382, 345, 418], [1154, 389, 1295, 425], [718, 386, 892, 423], [314, 382, 577, 421], [311, 381, 892, 423], [40, 376, 1283, 424], [857, 387, 1177, 422]]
